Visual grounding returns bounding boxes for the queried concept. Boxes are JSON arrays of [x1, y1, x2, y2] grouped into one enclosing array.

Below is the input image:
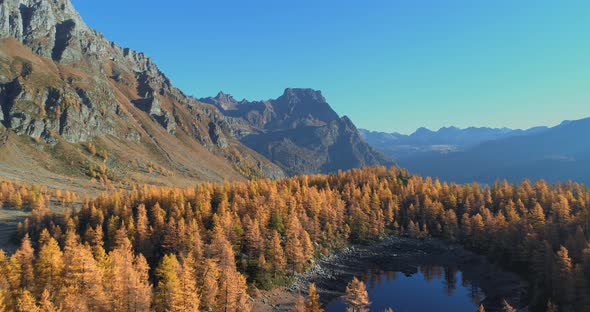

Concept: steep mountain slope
[[0, 0, 283, 187], [360, 126, 548, 159], [201, 89, 393, 176], [401, 118, 590, 184]]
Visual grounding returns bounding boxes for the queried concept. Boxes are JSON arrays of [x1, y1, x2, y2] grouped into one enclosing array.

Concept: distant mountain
[[201, 89, 393, 176], [400, 118, 590, 184], [0, 0, 284, 187], [360, 126, 548, 159]]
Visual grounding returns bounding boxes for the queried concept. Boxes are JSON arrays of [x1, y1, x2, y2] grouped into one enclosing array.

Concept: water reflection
[[326, 265, 485, 312]]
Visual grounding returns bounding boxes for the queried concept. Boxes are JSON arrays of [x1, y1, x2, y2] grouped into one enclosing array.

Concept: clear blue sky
[[72, 0, 590, 134]]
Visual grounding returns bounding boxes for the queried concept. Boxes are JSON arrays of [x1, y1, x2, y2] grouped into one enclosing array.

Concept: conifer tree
[[135, 203, 150, 254], [38, 289, 58, 312], [13, 235, 34, 290], [199, 259, 220, 311], [267, 230, 286, 276], [530, 203, 546, 228], [285, 230, 305, 272], [16, 290, 39, 312], [34, 236, 64, 297], [301, 230, 314, 262], [154, 254, 182, 312], [244, 217, 264, 259], [305, 283, 323, 312], [60, 237, 107, 311], [342, 277, 370, 312], [554, 246, 574, 304], [178, 255, 200, 312], [107, 235, 152, 311], [217, 268, 250, 312]]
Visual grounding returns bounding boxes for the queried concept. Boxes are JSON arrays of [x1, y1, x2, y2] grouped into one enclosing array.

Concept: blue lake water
[[326, 265, 484, 312]]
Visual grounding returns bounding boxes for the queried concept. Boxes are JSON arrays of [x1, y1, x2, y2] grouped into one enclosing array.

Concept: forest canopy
[[0, 166, 589, 311]]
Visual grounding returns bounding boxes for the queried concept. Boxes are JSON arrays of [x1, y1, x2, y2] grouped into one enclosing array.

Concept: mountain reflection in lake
[[326, 264, 485, 312]]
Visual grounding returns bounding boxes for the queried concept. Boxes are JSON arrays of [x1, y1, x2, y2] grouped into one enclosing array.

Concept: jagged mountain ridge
[[200, 89, 393, 176], [0, 0, 284, 185], [360, 125, 549, 159], [401, 118, 590, 185]]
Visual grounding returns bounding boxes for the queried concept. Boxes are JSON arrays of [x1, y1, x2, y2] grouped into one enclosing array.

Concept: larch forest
[[0, 166, 589, 311]]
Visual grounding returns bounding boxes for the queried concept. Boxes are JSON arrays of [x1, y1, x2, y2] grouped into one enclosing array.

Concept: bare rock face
[[208, 122, 228, 149], [0, 0, 203, 143], [0, 0, 127, 143], [1, 0, 88, 61], [0, 72, 117, 143]]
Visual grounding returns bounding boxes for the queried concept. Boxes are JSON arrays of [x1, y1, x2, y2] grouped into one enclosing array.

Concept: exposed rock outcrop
[[0, 70, 117, 143]]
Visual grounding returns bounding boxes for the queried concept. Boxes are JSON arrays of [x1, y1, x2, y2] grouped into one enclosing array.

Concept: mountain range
[[0, 0, 587, 188], [360, 126, 548, 159], [362, 119, 590, 185], [0, 0, 390, 188]]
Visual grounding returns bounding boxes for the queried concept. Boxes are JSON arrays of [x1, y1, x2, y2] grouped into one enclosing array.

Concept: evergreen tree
[[16, 290, 39, 312], [267, 230, 286, 276], [154, 254, 182, 312], [60, 236, 107, 311], [106, 235, 152, 311], [13, 235, 34, 290], [178, 256, 199, 312], [38, 289, 58, 312], [217, 268, 250, 312], [305, 283, 323, 312], [554, 246, 574, 305], [199, 259, 220, 311], [342, 277, 370, 312], [34, 236, 64, 297]]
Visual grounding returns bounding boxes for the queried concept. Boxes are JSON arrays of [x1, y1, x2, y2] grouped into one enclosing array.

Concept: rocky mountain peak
[[210, 88, 393, 176], [274, 88, 339, 124], [281, 88, 325, 103], [212, 91, 239, 111], [1, 0, 90, 61]]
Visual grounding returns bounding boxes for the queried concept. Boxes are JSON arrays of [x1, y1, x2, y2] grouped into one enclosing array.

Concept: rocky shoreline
[[254, 236, 529, 311]]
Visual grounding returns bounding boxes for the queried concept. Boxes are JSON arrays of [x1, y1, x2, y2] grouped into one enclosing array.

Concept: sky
[[71, 0, 590, 134]]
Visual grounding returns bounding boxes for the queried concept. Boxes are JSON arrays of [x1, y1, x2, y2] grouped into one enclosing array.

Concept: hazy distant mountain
[[360, 126, 548, 159], [201, 89, 393, 176], [400, 118, 590, 184]]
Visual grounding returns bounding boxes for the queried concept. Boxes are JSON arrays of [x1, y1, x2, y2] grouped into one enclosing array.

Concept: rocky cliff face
[[0, 0, 284, 182], [201, 88, 393, 176]]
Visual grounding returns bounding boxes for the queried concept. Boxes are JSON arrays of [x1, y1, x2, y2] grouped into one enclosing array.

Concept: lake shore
[[253, 236, 528, 312]]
